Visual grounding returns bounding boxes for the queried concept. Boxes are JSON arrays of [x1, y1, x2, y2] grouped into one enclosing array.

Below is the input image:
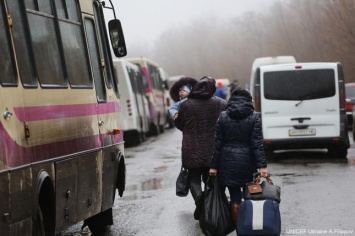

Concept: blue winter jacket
[[210, 95, 267, 187]]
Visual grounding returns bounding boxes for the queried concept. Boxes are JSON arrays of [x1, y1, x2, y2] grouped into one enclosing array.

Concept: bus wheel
[[32, 206, 45, 236], [83, 208, 113, 234], [167, 115, 175, 129], [159, 124, 165, 133], [149, 122, 160, 136]]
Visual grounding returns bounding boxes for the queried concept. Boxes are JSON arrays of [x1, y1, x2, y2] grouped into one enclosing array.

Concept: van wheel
[[328, 147, 347, 159]]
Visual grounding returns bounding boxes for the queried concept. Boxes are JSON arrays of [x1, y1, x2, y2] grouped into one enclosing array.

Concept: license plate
[[288, 128, 316, 136]]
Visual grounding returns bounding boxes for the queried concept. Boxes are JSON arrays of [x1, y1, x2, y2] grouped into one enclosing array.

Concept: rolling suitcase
[[237, 199, 281, 236]]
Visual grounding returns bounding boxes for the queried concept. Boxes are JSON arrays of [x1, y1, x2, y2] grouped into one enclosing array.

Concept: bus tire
[[149, 122, 160, 136], [32, 206, 45, 236], [84, 208, 113, 234]]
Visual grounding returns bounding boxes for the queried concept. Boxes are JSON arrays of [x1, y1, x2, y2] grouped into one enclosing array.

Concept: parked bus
[[0, 0, 127, 235], [159, 68, 175, 129], [127, 58, 167, 136], [113, 59, 150, 145]]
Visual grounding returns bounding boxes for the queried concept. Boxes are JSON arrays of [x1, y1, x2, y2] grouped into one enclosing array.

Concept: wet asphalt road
[[61, 128, 355, 236]]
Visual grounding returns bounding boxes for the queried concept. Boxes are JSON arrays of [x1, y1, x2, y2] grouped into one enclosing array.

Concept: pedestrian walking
[[209, 87, 268, 228], [175, 76, 227, 220], [214, 80, 227, 100], [228, 79, 239, 95]]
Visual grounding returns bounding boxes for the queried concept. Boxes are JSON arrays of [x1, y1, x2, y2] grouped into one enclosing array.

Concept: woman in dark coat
[[175, 76, 227, 220], [209, 87, 268, 226]]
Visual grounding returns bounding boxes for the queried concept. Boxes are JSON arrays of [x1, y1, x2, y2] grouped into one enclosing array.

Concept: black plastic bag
[[199, 177, 235, 236], [176, 167, 189, 197]]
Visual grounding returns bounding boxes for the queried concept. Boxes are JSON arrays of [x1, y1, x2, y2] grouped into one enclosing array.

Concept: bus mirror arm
[[101, 0, 116, 19]]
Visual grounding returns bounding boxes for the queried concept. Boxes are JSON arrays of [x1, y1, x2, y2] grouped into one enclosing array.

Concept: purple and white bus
[[0, 0, 127, 235], [127, 58, 168, 136]]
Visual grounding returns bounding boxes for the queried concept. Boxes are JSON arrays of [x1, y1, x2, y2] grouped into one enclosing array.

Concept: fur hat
[[170, 77, 198, 102]]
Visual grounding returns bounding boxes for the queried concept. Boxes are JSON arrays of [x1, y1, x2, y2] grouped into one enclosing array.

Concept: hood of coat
[[169, 76, 198, 102], [227, 95, 254, 120], [189, 76, 216, 99]]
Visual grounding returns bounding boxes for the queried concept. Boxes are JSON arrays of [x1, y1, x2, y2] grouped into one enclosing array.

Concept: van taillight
[[295, 65, 302, 69], [346, 99, 352, 112]]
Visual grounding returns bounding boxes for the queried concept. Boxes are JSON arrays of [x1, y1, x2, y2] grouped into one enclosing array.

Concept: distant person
[[169, 77, 198, 120], [209, 87, 267, 228], [214, 81, 227, 100], [175, 76, 227, 220], [228, 79, 239, 95]]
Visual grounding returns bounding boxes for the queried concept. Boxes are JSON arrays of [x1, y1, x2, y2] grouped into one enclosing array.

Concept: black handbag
[[243, 174, 281, 203], [176, 167, 189, 197]]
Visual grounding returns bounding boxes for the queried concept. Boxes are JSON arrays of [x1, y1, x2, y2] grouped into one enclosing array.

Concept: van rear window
[[264, 69, 336, 100]]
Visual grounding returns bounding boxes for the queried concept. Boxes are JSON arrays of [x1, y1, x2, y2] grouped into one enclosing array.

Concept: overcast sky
[[105, 0, 276, 47]]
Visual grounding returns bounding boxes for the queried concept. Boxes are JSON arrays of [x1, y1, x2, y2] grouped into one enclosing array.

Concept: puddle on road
[[141, 177, 162, 190], [161, 155, 179, 159], [120, 177, 163, 201], [120, 193, 152, 201], [153, 166, 167, 173], [347, 158, 355, 166]]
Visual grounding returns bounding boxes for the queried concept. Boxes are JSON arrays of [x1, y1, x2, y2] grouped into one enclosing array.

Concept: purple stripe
[[14, 102, 121, 122], [0, 122, 124, 168]]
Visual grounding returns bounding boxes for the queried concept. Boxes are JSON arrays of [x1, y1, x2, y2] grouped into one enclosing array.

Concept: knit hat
[[180, 84, 192, 93]]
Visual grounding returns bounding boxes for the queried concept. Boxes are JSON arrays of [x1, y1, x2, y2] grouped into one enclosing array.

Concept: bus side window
[[128, 68, 137, 94], [56, 0, 92, 87], [7, 0, 37, 87], [26, 0, 66, 87], [0, 1, 17, 86]]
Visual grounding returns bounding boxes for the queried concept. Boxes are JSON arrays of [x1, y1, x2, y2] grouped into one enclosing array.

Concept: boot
[[194, 193, 204, 220], [230, 202, 240, 227]]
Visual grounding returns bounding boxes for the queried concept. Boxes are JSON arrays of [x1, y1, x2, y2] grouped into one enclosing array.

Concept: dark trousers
[[226, 186, 242, 203], [188, 167, 209, 199]]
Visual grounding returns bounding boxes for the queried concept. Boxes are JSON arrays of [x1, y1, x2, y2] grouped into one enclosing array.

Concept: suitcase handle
[[253, 173, 274, 184], [253, 172, 271, 178]]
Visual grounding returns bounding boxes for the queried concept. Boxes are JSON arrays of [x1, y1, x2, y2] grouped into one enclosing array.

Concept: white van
[[253, 62, 349, 158], [250, 56, 296, 100], [113, 59, 150, 145]]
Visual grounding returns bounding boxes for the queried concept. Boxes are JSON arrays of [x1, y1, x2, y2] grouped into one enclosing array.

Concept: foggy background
[[107, 0, 355, 88]]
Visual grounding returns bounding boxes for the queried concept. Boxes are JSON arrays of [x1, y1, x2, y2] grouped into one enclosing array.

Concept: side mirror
[[108, 19, 127, 57]]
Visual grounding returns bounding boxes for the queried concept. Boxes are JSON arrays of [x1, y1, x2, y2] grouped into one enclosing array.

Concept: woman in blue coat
[[209, 87, 268, 227]]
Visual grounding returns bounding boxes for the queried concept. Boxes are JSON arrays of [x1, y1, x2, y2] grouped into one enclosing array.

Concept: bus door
[[0, 0, 28, 168], [87, 2, 122, 213], [135, 71, 150, 133], [128, 68, 146, 133]]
